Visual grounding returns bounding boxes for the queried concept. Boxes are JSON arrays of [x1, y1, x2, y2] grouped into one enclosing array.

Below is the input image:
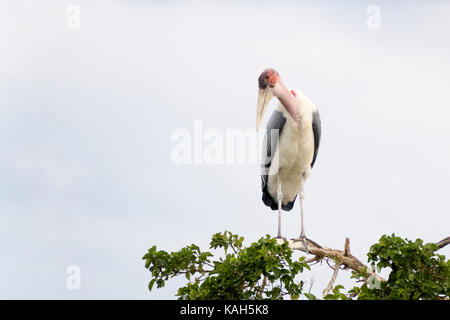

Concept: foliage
[[142, 231, 309, 300], [355, 234, 450, 300], [143, 231, 449, 300], [323, 285, 350, 300]]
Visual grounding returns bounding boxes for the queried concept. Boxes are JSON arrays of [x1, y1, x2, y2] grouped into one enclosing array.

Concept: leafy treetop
[[143, 231, 449, 300]]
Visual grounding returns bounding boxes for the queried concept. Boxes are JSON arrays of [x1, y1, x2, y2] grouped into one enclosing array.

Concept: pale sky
[[1, 0, 449, 299]]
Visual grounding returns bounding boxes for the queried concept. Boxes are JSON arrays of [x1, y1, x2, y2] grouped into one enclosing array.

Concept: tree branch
[[259, 275, 267, 297], [436, 236, 450, 249], [344, 238, 350, 257], [277, 235, 450, 285], [323, 263, 340, 297], [308, 276, 315, 294], [276, 237, 386, 283]]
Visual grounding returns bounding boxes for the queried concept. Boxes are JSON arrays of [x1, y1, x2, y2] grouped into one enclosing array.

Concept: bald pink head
[[258, 68, 280, 90], [256, 68, 300, 130]]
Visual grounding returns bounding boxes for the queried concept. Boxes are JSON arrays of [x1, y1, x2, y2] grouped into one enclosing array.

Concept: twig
[[325, 258, 334, 269], [344, 238, 350, 256], [305, 256, 321, 265], [323, 263, 340, 297], [308, 276, 315, 294]]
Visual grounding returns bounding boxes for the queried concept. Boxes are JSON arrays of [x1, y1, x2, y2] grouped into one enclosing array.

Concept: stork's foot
[[297, 234, 309, 254]]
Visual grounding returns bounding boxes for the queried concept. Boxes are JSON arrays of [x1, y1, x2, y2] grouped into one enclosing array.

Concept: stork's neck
[[273, 80, 300, 127]]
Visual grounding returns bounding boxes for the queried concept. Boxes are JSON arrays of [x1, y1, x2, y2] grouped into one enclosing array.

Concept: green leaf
[[304, 293, 316, 300], [148, 279, 156, 291]]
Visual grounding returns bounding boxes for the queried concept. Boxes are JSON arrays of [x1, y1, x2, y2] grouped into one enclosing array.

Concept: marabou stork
[[257, 68, 321, 247]]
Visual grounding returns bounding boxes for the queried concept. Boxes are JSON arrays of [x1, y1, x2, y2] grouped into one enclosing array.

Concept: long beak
[[256, 88, 273, 130]]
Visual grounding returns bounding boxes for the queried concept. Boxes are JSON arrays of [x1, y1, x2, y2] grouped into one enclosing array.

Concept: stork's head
[[257, 68, 300, 130], [257, 68, 280, 130]]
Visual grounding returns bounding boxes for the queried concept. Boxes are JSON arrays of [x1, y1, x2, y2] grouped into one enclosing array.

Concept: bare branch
[[323, 263, 340, 297], [277, 235, 450, 286], [305, 256, 321, 265], [344, 238, 350, 256], [308, 276, 315, 294], [276, 237, 386, 283], [259, 275, 267, 297], [436, 236, 450, 249], [325, 258, 334, 269]]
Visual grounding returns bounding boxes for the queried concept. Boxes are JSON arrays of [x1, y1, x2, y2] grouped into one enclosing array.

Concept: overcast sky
[[1, 0, 449, 299]]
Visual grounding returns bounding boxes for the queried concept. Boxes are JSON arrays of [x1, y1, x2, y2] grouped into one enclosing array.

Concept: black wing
[[261, 111, 290, 210], [261, 110, 286, 181], [310, 110, 321, 168]]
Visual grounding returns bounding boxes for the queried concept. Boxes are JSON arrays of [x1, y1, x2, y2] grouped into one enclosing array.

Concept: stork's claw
[[298, 235, 309, 254]]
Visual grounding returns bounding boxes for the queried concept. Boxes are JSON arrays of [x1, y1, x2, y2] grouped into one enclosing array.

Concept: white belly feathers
[[266, 90, 317, 205]]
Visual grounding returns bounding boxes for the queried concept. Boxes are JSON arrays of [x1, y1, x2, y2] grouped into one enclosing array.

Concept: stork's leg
[[276, 175, 285, 240], [298, 185, 309, 253]]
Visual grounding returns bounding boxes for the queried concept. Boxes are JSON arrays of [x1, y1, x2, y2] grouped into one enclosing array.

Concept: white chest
[[266, 90, 317, 202]]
